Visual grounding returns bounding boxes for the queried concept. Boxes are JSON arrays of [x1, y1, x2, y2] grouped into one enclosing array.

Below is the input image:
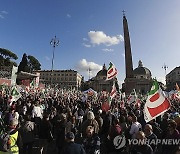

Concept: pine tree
[[18, 53, 30, 72]]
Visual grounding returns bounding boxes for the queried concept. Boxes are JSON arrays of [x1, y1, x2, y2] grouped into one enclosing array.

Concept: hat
[[66, 132, 75, 140], [87, 111, 95, 120]]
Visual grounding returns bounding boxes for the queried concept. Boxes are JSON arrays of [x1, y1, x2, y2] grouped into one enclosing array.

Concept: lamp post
[[162, 63, 168, 85], [87, 67, 92, 80], [50, 35, 60, 86]]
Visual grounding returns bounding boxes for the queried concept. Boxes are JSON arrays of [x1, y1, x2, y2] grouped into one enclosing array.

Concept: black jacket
[[61, 142, 86, 154]]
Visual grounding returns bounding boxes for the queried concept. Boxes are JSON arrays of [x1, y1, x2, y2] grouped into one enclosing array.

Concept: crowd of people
[[0, 86, 180, 154]]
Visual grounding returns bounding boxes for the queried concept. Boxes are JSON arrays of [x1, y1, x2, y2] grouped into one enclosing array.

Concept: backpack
[[0, 130, 11, 152]]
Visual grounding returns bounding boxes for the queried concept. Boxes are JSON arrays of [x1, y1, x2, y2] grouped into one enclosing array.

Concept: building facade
[[166, 67, 180, 91], [84, 64, 116, 92], [133, 60, 152, 94], [34, 70, 83, 89]]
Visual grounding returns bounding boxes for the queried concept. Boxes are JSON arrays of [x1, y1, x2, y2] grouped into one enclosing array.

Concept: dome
[[97, 63, 107, 77], [133, 60, 151, 76]]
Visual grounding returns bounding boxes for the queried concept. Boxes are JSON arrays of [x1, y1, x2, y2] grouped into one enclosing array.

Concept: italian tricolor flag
[[144, 80, 171, 122], [106, 62, 118, 80], [110, 83, 117, 99], [9, 86, 21, 103]]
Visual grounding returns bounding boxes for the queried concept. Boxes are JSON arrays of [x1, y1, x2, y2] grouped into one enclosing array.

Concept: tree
[[0, 48, 18, 66], [18, 53, 30, 72], [27, 55, 41, 72]]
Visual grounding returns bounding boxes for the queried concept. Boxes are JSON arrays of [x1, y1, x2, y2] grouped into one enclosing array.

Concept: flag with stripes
[[106, 62, 118, 80], [110, 83, 117, 99], [127, 89, 137, 104], [144, 79, 171, 122]]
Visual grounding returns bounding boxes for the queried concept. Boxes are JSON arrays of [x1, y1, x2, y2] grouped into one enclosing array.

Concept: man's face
[[144, 126, 151, 136], [86, 127, 94, 137]]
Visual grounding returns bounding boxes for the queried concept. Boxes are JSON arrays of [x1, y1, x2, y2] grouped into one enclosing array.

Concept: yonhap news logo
[[113, 135, 180, 149], [113, 135, 126, 149]]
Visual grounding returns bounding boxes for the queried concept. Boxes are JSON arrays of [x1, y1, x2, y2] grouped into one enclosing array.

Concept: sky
[[1, 0, 180, 86]]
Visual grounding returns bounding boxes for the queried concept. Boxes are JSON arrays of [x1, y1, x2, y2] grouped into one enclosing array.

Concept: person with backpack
[[0, 118, 23, 154]]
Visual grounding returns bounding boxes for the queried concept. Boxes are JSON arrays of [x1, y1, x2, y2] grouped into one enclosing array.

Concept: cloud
[[67, 14, 71, 18], [45, 56, 50, 61], [0, 14, 4, 19], [88, 31, 124, 46], [1, 11, 8, 14], [82, 43, 91, 48], [102, 48, 114, 52], [75, 59, 102, 78], [0, 10, 8, 19]]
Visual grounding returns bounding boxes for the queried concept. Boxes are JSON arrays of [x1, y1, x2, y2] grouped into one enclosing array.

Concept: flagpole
[[50, 35, 60, 87]]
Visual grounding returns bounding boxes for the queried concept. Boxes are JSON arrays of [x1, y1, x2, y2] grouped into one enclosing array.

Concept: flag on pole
[[127, 89, 137, 104], [10, 86, 21, 103], [144, 80, 171, 122], [106, 62, 118, 80], [30, 80, 35, 88], [110, 83, 117, 99]]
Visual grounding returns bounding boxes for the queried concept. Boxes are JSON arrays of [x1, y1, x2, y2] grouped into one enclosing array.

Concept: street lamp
[[162, 63, 168, 84], [50, 35, 60, 86], [87, 67, 92, 80]]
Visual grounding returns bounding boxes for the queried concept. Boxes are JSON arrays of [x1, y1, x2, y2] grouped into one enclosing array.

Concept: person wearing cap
[[81, 111, 99, 137], [61, 132, 85, 154], [0, 118, 23, 154]]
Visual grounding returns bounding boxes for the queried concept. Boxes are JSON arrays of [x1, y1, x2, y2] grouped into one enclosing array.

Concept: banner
[[35, 72, 40, 88], [11, 66, 18, 86]]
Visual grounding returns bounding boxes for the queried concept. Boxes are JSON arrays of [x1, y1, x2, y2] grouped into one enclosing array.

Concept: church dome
[[133, 60, 151, 77], [96, 64, 107, 77]]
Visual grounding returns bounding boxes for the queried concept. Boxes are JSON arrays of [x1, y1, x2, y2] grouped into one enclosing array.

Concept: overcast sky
[[1, 0, 180, 86]]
